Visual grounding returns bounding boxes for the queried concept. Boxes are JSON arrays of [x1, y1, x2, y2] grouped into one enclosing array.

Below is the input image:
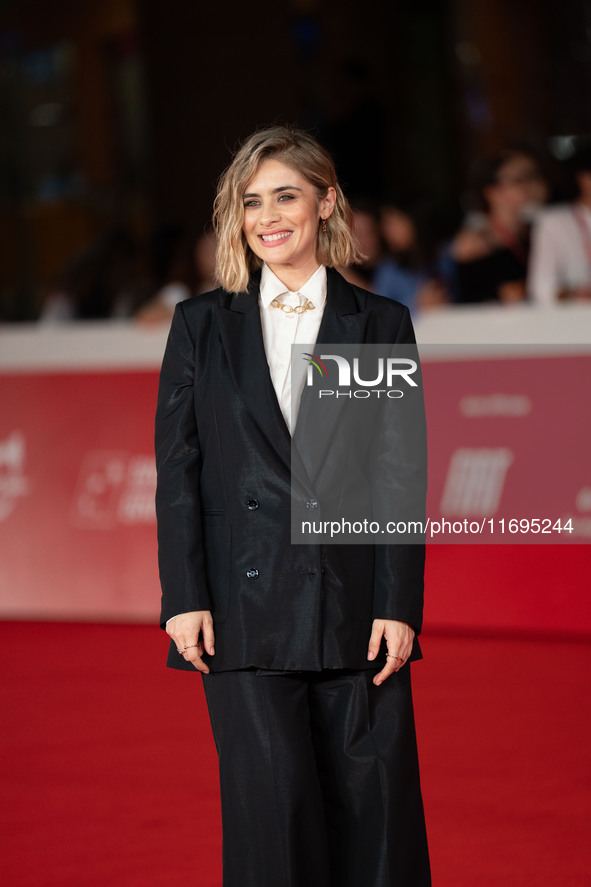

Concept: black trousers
[[202, 666, 431, 887]]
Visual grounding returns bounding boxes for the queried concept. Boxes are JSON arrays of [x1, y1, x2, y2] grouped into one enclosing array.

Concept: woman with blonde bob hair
[[213, 125, 362, 293], [156, 124, 431, 887]]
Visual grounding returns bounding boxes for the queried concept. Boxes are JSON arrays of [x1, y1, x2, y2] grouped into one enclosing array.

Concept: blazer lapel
[[293, 269, 372, 483], [216, 272, 292, 473], [314, 267, 368, 347]]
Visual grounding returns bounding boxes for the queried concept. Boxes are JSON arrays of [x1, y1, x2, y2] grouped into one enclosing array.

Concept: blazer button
[[246, 569, 259, 579], [306, 499, 319, 510], [247, 498, 259, 510]]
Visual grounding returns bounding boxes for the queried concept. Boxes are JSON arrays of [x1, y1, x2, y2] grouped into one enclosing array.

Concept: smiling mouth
[[259, 231, 292, 243]]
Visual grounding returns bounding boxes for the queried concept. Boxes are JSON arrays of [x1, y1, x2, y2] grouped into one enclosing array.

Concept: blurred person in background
[[343, 200, 447, 316], [504, 143, 551, 221], [135, 226, 217, 325], [155, 125, 430, 887], [340, 202, 383, 288], [40, 226, 138, 322], [528, 144, 591, 303], [373, 197, 448, 314], [450, 149, 547, 304]]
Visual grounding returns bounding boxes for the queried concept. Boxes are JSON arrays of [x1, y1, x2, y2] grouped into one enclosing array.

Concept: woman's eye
[[243, 200, 259, 208], [278, 194, 294, 202]]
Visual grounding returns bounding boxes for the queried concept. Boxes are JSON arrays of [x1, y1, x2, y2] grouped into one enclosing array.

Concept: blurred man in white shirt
[[528, 146, 591, 304]]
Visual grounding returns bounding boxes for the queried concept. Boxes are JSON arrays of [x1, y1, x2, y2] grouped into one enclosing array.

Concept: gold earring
[[321, 218, 327, 233]]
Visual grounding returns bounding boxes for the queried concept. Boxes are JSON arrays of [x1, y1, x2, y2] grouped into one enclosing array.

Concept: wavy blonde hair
[[212, 125, 362, 293]]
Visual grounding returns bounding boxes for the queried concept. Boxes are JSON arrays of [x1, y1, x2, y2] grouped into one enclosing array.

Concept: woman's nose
[[260, 201, 280, 225]]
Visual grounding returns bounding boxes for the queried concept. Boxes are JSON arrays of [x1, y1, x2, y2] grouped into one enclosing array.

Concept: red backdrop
[[1, 355, 589, 635]]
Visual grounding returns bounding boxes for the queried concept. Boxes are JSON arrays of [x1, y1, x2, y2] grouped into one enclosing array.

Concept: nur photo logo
[[302, 350, 419, 399]]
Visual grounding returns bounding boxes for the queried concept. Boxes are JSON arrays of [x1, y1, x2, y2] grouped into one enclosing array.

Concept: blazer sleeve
[[155, 302, 212, 627], [371, 305, 427, 632]]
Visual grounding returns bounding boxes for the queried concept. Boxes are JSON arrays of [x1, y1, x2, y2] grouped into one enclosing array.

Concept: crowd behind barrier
[[4, 141, 590, 328]]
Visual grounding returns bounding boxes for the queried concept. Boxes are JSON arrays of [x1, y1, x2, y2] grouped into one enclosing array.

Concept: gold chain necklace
[[270, 297, 316, 315]]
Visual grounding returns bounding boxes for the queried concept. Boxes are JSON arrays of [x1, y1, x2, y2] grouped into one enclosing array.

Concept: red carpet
[[1, 623, 589, 886]]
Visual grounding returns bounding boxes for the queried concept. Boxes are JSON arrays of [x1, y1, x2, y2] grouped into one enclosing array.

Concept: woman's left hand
[[367, 619, 415, 686]]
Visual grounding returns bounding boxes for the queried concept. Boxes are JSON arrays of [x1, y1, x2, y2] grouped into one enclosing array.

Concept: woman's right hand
[[166, 610, 215, 673]]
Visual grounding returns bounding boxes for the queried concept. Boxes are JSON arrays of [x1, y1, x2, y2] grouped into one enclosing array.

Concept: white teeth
[[261, 232, 291, 242]]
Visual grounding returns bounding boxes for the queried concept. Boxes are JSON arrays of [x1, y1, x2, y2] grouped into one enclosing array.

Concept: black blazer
[[155, 268, 426, 672]]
